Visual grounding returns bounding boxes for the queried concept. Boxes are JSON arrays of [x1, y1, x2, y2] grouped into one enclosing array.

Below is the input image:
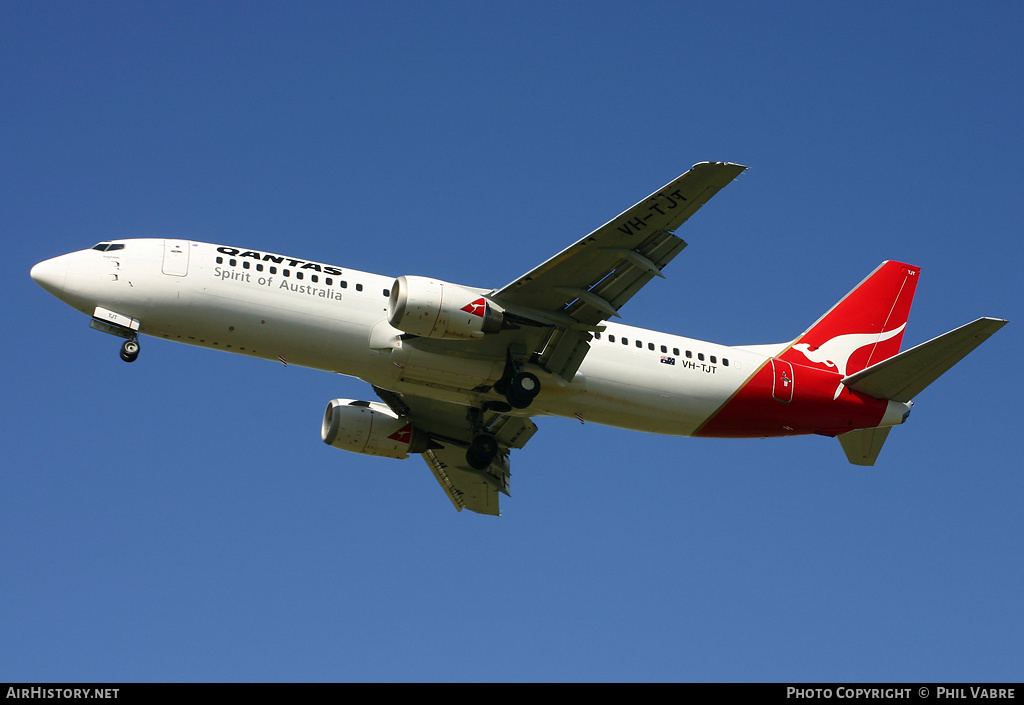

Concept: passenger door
[[162, 239, 190, 276]]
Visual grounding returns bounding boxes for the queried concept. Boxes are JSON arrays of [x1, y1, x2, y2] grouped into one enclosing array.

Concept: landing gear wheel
[[120, 339, 140, 363], [505, 371, 540, 409], [466, 434, 499, 471]]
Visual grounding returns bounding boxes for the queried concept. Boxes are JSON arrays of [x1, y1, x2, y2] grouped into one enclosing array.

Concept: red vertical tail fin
[[780, 261, 920, 377]]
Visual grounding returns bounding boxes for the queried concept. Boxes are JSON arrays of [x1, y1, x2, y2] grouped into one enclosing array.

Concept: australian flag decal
[[660, 356, 675, 365]]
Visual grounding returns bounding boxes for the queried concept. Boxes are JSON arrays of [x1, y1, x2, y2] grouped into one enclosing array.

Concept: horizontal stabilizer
[[838, 427, 892, 466], [842, 317, 1007, 402]]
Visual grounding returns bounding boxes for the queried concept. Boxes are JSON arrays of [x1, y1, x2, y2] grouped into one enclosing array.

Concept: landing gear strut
[[120, 338, 140, 363], [464, 407, 501, 471]]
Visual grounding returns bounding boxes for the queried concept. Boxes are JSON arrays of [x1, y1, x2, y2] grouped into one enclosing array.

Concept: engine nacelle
[[387, 275, 504, 339], [321, 399, 430, 459]]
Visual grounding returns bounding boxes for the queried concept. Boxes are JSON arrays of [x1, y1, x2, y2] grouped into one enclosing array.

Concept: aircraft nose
[[30, 256, 68, 299]]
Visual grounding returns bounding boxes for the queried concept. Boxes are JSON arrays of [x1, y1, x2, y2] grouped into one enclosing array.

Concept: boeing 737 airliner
[[30, 162, 1007, 514]]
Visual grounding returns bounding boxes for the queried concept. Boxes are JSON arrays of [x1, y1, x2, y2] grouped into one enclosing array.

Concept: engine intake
[[388, 275, 504, 339], [321, 399, 429, 459]]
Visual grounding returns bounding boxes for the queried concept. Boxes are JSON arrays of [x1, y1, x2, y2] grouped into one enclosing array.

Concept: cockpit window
[[91, 243, 125, 252]]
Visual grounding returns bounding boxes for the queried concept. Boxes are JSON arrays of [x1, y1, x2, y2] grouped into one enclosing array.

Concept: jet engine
[[387, 275, 504, 339], [321, 399, 430, 459]]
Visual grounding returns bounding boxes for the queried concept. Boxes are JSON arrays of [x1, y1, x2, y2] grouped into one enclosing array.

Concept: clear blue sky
[[2, 1, 1021, 682]]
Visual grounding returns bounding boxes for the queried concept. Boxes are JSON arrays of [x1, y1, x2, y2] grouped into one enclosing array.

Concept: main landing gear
[[496, 347, 542, 410], [464, 405, 504, 471], [466, 433, 499, 471], [120, 338, 140, 363], [505, 370, 540, 409], [463, 352, 542, 470]]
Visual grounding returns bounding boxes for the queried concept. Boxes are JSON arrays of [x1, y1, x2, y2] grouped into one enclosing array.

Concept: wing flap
[[423, 446, 507, 515]]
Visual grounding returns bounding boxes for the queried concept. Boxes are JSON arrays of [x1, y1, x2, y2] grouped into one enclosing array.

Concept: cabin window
[[243, 261, 250, 269], [710, 355, 716, 364], [674, 348, 680, 356], [648, 342, 655, 351], [356, 283, 363, 292], [296, 271, 303, 280], [383, 289, 390, 297], [256, 263, 264, 272], [622, 337, 629, 345], [283, 269, 290, 277], [229, 259, 237, 267], [636, 340, 642, 348], [685, 350, 692, 358], [326, 277, 333, 285], [269, 266, 277, 274], [340, 281, 347, 288], [698, 353, 705, 361], [216, 256, 223, 264], [723, 359, 730, 367], [594, 332, 601, 340], [660, 345, 667, 353], [608, 335, 615, 343], [311, 274, 318, 283]]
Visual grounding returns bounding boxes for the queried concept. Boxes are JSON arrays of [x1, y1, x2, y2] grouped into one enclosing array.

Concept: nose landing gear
[[120, 338, 140, 363], [90, 307, 142, 364]]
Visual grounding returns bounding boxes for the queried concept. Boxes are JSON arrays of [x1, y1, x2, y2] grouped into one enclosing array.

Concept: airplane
[[30, 161, 1007, 515]]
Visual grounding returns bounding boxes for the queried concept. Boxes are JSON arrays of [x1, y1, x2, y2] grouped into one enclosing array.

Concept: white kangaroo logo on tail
[[792, 323, 906, 399]]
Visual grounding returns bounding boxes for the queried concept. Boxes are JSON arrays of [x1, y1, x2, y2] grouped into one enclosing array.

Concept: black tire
[[120, 340, 139, 363], [505, 371, 540, 409], [466, 434, 499, 470]]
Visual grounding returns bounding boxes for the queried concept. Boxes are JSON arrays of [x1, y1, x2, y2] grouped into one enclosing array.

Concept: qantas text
[[216, 246, 344, 275]]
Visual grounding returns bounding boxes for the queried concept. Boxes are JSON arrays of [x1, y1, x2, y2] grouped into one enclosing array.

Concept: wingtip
[[692, 161, 749, 171]]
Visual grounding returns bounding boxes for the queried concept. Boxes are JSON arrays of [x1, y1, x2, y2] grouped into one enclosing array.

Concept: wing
[[491, 161, 746, 379], [493, 161, 747, 319], [374, 387, 537, 516], [367, 164, 744, 513]]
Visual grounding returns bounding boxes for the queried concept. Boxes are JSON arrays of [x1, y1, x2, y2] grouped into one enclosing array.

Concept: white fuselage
[[33, 239, 775, 437]]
